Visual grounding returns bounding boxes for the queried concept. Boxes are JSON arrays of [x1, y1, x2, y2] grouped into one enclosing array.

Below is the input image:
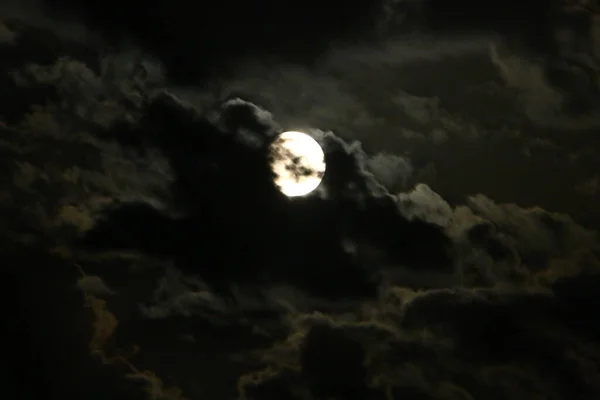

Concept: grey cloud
[[4, 51, 172, 232], [242, 284, 600, 400], [323, 36, 492, 66], [140, 266, 232, 319], [6, 124, 172, 238], [56, 205, 96, 231], [204, 36, 491, 151], [77, 275, 115, 296], [489, 43, 563, 123], [207, 97, 281, 148], [389, 184, 600, 288], [0, 0, 95, 42], [489, 42, 600, 129], [466, 194, 599, 267], [392, 90, 440, 125], [430, 128, 449, 145], [397, 183, 452, 226], [366, 152, 413, 192], [575, 176, 599, 196], [0, 20, 16, 44], [374, 0, 424, 35], [18, 53, 164, 127]]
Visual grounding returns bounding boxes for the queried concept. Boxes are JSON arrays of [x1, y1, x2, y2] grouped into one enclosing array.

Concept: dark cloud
[[33, 0, 390, 83], [0, 20, 16, 44], [61, 85, 600, 399], [76, 275, 115, 296], [3, 10, 600, 400], [80, 92, 452, 299]]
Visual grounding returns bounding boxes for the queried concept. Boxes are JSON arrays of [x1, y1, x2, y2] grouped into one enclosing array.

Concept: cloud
[[489, 42, 600, 129], [79, 89, 600, 295], [77, 275, 115, 296], [79, 92, 600, 400], [4, 17, 600, 400], [489, 43, 563, 123], [366, 152, 413, 192], [240, 284, 600, 400], [0, 47, 171, 246], [16, 53, 164, 127], [0, 20, 16, 44], [201, 37, 491, 142], [397, 183, 452, 225]]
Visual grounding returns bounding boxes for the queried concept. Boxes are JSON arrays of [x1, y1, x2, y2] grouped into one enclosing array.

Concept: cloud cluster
[[78, 86, 600, 400], [3, 15, 600, 400]]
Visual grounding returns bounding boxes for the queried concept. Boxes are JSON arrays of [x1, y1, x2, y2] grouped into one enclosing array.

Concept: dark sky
[[3, 1, 600, 400]]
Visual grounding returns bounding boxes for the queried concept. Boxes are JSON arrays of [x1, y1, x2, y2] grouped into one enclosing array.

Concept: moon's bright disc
[[269, 131, 326, 197]]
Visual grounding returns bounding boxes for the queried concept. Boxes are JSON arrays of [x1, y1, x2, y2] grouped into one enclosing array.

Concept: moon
[[269, 131, 326, 197]]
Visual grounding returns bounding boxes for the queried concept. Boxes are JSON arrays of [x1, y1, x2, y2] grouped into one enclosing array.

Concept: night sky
[[3, 1, 600, 399]]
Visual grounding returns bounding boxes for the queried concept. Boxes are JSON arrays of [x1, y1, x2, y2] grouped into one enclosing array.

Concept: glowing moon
[[269, 131, 326, 197]]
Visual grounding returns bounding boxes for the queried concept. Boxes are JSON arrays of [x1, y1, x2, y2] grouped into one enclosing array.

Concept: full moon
[[269, 131, 326, 197]]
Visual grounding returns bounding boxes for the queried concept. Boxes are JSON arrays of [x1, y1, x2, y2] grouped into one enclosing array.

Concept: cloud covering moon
[[269, 130, 326, 197]]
